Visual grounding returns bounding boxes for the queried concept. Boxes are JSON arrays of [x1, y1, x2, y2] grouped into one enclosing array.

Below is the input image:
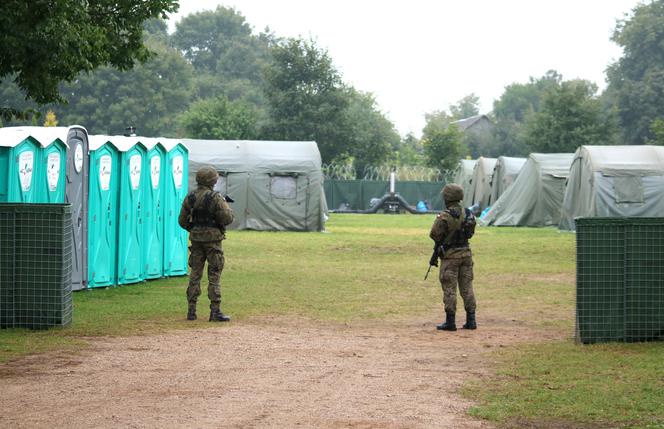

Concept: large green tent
[[489, 156, 526, 206], [480, 153, 573, 227], [559, 145, 664, 231], [183, 139, 327, 232], [453, 159, 477, 198], [468, 156, 496, 210]]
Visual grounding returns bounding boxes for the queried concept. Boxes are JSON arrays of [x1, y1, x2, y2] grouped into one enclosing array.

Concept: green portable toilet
[[87, 136, 120, 288], [141, 138, 166, 279], [0, 128, 41, 202], [116, 137, 147, 285], [163, 139, 189, 276], [38, 137, 67, 203]]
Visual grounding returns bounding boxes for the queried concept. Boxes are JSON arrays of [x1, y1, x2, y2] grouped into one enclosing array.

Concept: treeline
[[2, 2, 664, 175]]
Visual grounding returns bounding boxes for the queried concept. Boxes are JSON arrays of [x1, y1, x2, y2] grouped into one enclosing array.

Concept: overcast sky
[[168, 0, 641, 137]]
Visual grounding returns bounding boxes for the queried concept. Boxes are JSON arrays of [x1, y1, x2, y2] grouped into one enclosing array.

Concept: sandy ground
[[0, 314, 558, 428]]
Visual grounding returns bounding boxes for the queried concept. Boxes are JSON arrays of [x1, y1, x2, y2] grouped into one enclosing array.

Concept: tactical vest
[[442, 207, 476, 251], [187, 191, 219, 229]]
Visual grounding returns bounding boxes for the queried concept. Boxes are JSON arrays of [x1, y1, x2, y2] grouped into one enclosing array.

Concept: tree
[[262, 37, 350, 162], [450, 93, 480, 119], [55, 39, 195, 136], [0, 0, 178, 107], [342, 89, 400, 174], [395, 133, 425, 166], [523, 80, 618, 153], [606, 1, 664, 144], [177, 96, 259, 140], [421, 111, 465, 171]]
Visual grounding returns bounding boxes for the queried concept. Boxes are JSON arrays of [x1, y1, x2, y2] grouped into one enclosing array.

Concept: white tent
[[468, 156, 496, 210], [559, 145, 664, 231], [480, 153, 574, 227], [453, 159, 477, 197], [183, 139, 327, 232], [489, 156, 526, 206]]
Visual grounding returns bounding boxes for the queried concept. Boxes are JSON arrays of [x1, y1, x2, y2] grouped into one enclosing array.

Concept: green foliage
[[262, 37, 351, 162], [523, 79, 618, 153], [651, 118, 664, 144], [0, 0, 178, 105], [607, 1, 664, 144], [450, 93, 480, 119], [178, 96, 259, 139], [54, 40, 195, 136], [422, 123, 465, 171], [394, 133, 426, 166]]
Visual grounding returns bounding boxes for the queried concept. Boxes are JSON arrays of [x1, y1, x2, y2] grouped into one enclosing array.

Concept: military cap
[[196, 165, 219, 187], [442, 183, 464, 202]]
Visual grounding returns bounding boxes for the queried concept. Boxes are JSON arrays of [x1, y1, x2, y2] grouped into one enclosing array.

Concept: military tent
[[489, 156, 526, 205], [480, 153, 574, 227], [183, 139, 327, 231], [468, 156, 496, 210], [559, 145, 664, 231], [453, 159, 477, 197]]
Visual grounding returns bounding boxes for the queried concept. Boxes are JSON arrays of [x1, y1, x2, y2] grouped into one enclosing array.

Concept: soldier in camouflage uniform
[[429, 183, 477, 331], [178, 166, 235, 322]]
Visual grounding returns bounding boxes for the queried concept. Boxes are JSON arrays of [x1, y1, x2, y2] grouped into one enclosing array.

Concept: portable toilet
[[115, 137, 147, 285], [38, 136, 67, 203], [65, 127, 90, 291], [0, 128, 41, 202], [87, 136, 120, 288], [142, 139, 166, 280], [163, 139, 189, 276]]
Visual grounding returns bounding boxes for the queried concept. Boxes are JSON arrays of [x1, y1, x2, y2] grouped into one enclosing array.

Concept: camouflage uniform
[[178, 166, 234, 321], [429, 183, 477, 330]]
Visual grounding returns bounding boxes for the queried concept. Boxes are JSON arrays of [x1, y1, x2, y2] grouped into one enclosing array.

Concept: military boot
[[463, 312, 477, 330], [187, 304, 197, 321], [436, 312, 457, 331], [209, 305, 231, 322]]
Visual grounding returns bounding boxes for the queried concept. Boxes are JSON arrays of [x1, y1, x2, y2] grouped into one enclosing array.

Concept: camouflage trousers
[[439, 255, 476, 314], [187, 240, 225, 311]]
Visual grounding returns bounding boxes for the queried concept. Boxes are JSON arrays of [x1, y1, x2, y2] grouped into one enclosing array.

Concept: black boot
[[463, 312, 477, 330], [209, 306, 231, 322], [187, 305, 197, 321], [436, 312, 457, 331]]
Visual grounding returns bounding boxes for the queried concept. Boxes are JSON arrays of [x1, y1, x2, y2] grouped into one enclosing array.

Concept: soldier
[[429, 183, 477, 331], [178, 165, 235, 322]]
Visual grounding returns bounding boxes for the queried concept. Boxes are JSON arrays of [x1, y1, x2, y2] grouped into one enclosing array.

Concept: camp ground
[[183, 139, 327, 232], [488, 156, 526, 206], [480, 153, 574, 227], [559, 145, 664, 230]]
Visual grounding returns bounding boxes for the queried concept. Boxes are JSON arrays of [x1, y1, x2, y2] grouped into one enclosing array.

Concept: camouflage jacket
[[178, 185, 234, 242], [429, 201, 472, 259]]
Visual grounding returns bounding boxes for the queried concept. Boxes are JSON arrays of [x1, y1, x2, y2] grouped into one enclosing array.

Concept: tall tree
[[421, 111, 465, 171], [262, 37, 350, 162], [450, 93, 480, 119], [0, 0, 178, 109], [177, 96, 259, 140], [523, 80, 618, 153], [606, 1, 664, 144]]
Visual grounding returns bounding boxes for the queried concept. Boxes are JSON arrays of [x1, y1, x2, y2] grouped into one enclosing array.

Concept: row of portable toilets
[[0, 126, 189, 291]]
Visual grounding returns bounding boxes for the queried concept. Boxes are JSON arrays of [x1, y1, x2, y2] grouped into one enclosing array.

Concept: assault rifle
[[224, 195, 234, 203], [424, 242, 443, 280]]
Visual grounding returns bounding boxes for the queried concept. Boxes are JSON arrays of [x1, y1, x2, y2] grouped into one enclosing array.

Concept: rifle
[[424, 242, 443, 280], [224, 195, 234, 203]]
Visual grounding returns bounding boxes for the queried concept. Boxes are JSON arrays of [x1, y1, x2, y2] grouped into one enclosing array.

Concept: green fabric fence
[[324, 180, 445, 211]]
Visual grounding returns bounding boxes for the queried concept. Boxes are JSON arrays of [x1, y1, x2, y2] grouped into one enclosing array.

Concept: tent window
[[214, 174, 227, 194], [270, 175, 297, 199], [613, 176, 644, 203]]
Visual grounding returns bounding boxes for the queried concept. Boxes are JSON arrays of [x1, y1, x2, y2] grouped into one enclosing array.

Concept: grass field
[[1, 213, 663, 428]]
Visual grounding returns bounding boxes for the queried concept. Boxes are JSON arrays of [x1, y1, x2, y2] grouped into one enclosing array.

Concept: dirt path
[[0, 315, 555, 428]]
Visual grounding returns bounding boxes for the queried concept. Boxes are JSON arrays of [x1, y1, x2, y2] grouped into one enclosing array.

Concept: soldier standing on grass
[[178, 165, 234, 322], [429, 183, 477, 331]]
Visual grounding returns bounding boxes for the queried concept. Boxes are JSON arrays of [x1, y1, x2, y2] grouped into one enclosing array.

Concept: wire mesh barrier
[[322, 163, 356, 180], [575, 217, 664, 343], [360, 165, 449, 182], [0, 204, 73, 329]]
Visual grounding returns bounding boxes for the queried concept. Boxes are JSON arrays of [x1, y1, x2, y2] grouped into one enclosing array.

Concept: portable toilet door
[[163, 141, 189, 276], [65, 127, 89, 291], [38, 137, 67, 203], [0, 135, 40, 202], [117, 140, 147, 285], [88, 138, 119, 288], [143, 142, 166, 279]]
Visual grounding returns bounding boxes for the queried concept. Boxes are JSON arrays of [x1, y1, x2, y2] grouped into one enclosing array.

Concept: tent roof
[[529, 152, 574, 176], [577, 145, 664, 175], [495, 156, 526, 174], [0, 126, 85, 148], [184, 139, 321, 172]]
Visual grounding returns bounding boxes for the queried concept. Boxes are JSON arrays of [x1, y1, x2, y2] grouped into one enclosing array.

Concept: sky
[[168, 0, 642, 137]]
